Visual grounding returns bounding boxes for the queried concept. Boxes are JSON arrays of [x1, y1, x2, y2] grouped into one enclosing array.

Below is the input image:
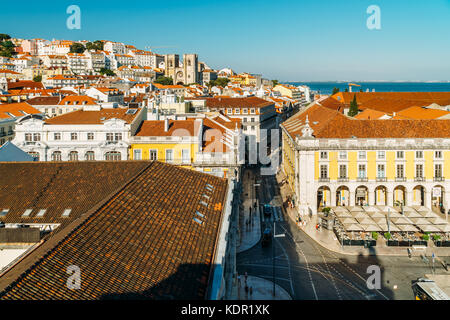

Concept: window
[[377, 151, 385, 160], [28, 152, 39, 161], [320, 165, 328, 179], [182, 149, 190, 163], [339, 165, 347, 178], [435, 164, 442, 178], [149, 150, 157, 161], [54, 133, 61, 141], [435, 151, 442, 159], [69, 151, 78, 161], [416, 151, 423, 159], [87, 133, 94, 140], [227, 108, 232, 114], [71, 133, 78, 141], [115, 133, 122, 141], [243, 108, 248, 114], [339, 151, 347, 160], [133, 149, 142, 160], [250, 108, 256, 114], [85, 151, 95, 161], [396, 151, 404, 159], [320, 151, 328, 160], [377, 164, 385, 178], [106, 133, 114, 141], [416, 164, 423, 178], [33, 133, 40, 141], [358, 164, 366, 178], [105, 151, 121, 161], [25, 133, 32, 142], [397, 164, 404, 178], [234, 108, 240, 114], [243, 118, 247, 122], [358, 151, 366, 160], [51, 151, 62, 162], [165, 149, 174, 162]]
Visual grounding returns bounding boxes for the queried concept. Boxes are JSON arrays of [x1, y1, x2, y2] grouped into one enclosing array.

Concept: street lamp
[[272, 220, 285, 297]]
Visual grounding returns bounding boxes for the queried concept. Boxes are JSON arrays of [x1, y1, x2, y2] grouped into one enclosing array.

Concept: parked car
[[262, 227, 272, 247], [263, 204, 272, 217]]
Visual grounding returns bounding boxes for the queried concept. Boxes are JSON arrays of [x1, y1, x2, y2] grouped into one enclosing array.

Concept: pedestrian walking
[[244, 272, 248, 283], [249, 286, 253, 298], [244, 285, 249, 298], [237, 274, 241, 287]]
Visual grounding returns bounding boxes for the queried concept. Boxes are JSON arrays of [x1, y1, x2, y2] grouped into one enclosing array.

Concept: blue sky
[[2, 0, 450, 81]]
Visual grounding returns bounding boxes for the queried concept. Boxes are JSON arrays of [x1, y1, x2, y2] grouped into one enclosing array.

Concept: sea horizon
[[287, 81, 450, 95]]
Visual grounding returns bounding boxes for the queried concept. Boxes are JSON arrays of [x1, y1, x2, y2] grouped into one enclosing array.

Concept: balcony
[[318, 177, 330, 182], [395, 177, 406, 182], [337, 177, 349, 182], [434, 177, 445, 182], [414, 177, 425, 182], [357, 177, 368, 182], [376, 177, 387, 182]]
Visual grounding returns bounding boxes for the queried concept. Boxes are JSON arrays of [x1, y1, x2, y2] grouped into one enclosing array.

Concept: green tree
[[70, 43, 86, 54], [0, 34, 11, 42], [0, 40, 15, 57], [332, 87, 340, 95], [272, 79, 279, 87], [33, 75, 42, 82], [86, 40, 104, 51], [154, 76, 174, 85], [208, 77, 230, 88], [99, 68, 115, 76], [347, 94, 359, 117]]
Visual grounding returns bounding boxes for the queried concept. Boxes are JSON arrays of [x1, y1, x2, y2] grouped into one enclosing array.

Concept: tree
[[332, 87, 340, 95], [154, 76, 174, 85], [272, 80, 279, 87], [33, 75, 42, 82], [208, 77, 230, 88], [99, 68, 115, 76], [70, 43, 86, 54], [0, 34, 11, 42], [347, 94, 359, 117], [0, 40, 16, 57], [86, 40, 103, 51]]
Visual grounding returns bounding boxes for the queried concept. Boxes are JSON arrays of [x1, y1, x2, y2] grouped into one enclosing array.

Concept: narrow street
[[236, 167, 441, 300]]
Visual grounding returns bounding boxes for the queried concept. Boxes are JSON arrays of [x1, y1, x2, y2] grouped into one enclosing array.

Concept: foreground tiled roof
[[0, 161, 228, 300], [282, 103, 450, 139], [197, 96, 274, 109], [135, 119, 200, 137], [0, 162, 148, 228], [26, 96, 61, 106]]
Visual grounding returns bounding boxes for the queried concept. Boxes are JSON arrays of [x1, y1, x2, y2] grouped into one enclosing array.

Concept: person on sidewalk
[[249, 286, 253, 299], [237, 274, 241, 287]]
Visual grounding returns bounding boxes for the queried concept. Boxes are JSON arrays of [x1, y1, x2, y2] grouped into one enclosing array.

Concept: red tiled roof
[[45, 108, 139, 125], [0, 161, 228, 300], [0, 102, 41, 119]]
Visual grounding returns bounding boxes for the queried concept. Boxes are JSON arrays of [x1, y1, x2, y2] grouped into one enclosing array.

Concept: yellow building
[[130, 117, 243, 178], [281, 103, 450, 215]]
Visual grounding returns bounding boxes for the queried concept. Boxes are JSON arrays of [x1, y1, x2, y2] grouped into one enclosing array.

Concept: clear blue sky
[[2, 0, 450, 81]]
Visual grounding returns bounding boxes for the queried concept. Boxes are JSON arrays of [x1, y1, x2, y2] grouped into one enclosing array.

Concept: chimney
[[164, 118, 169, 132]]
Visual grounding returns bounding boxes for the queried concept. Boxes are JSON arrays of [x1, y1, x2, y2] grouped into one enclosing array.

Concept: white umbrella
[[413, 206, 429, 212], [366, 211, 385, 218], [357, 217, 376, 225], [392, 217, 414, 225], [404, 211, 422, 218], [343, 223, 364, 231], [336, 211, 353, 218], [361, 224, 383, 232], [351, 211, 368, 219], [437, 225, 450, 232], [398, 224, 419, 232], [417, 225, 440, 233], [419, 211, 438, 218], [402, 206, 416, 212], [429, 217, 448, 225], [363, 206, 380, 212], [372, 217, 386, 224], [332, 206, 349, 213], [350, 206, 365, 212], [376, 206, 393, 212], [382, 211, 403, 218], [340, 217, 358, 224], [410, 218, 432, 225], [377, 223, 401, 232]]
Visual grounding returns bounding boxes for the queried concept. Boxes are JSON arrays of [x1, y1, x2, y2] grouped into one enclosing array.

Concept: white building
[[12, 105, 146, 161]]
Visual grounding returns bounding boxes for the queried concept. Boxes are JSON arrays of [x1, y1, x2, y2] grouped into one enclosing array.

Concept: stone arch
[[431, 185, 445, 213], [336, 186, 350, 206], [374, 185, 387, 206], [412, 185, 426, 207], [355, 185, 369, 206], [393, 185, 407, 206], [317, 186, 331, 209]]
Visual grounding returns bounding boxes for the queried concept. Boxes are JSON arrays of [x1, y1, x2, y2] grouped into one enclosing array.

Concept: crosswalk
[[261, 206, 284, 223]]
